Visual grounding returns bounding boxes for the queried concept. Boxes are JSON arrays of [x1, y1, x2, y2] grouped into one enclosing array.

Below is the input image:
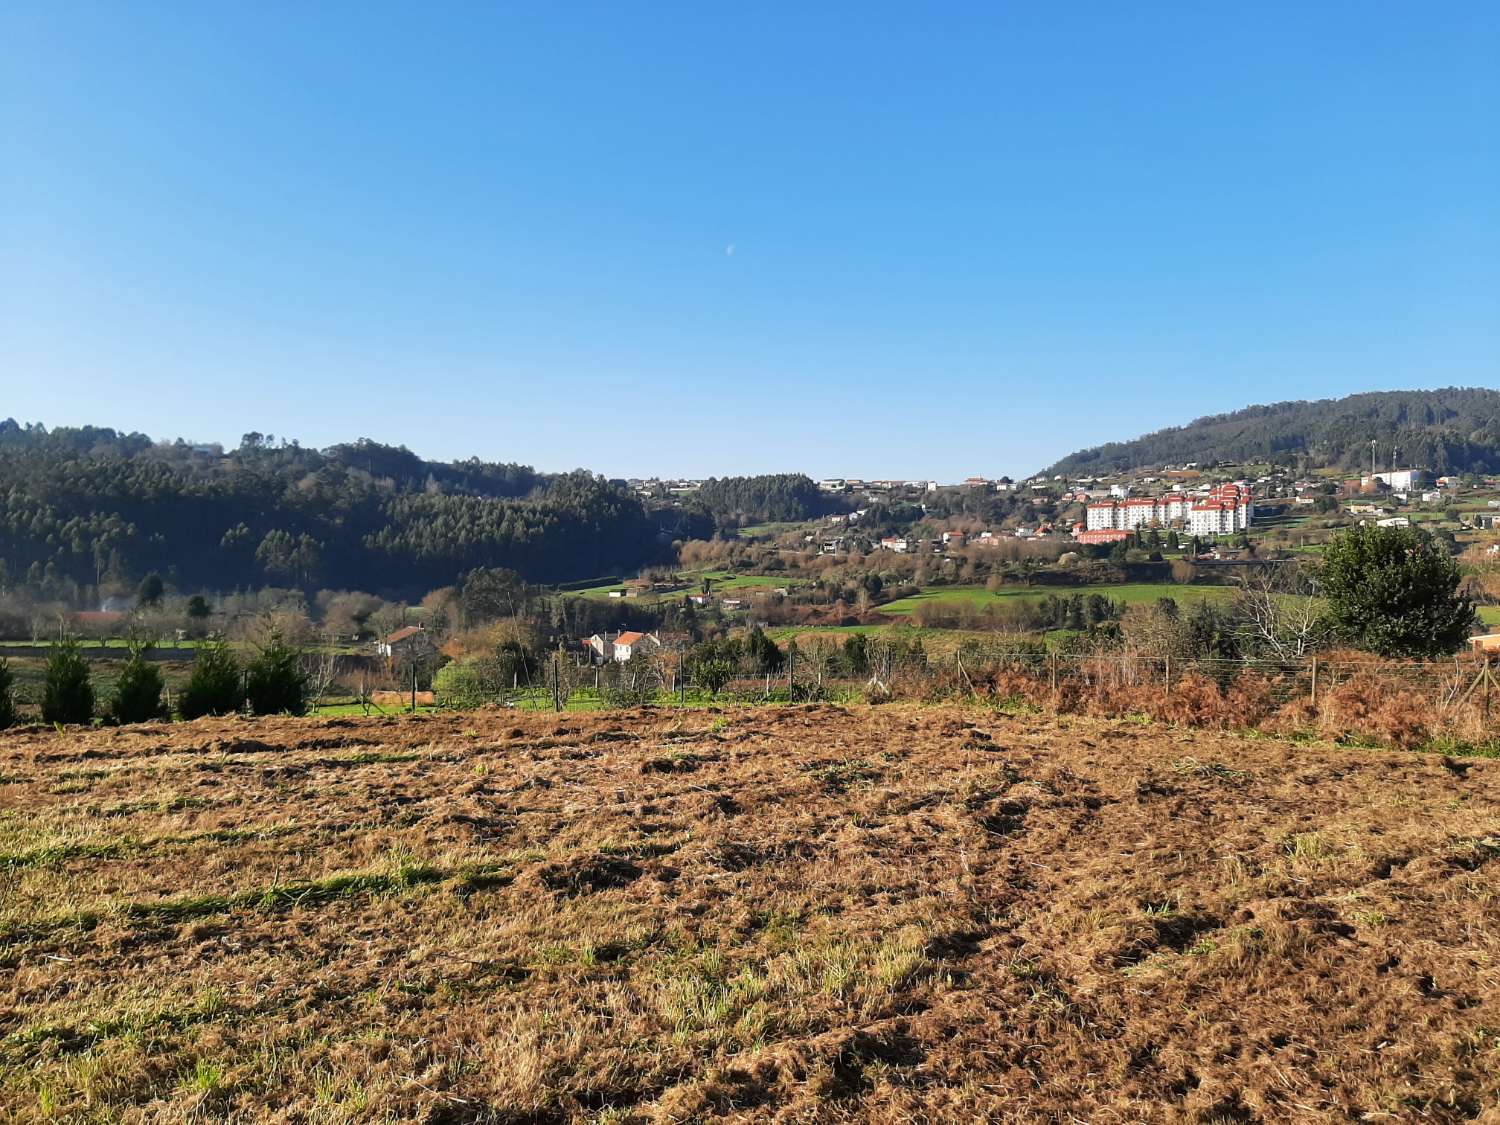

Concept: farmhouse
[[612, 630, 659, 661], [377, 626, 437, 665], [587, 630, 663, 663]]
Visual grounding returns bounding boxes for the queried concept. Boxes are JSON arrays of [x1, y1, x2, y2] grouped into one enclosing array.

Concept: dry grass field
[[2, 705, 1498, 1123]]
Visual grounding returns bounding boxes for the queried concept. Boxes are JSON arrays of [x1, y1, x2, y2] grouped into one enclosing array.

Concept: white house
[[589, 630, 662, 663], [378, 626, 438, 668], [612, 630, 659, 661]]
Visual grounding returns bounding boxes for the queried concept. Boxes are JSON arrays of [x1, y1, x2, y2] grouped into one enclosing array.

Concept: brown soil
[[1, 705, 1498, 1122]]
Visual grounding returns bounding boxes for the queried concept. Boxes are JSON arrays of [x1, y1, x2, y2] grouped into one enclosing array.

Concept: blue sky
[[3, 3, 1496, 480]]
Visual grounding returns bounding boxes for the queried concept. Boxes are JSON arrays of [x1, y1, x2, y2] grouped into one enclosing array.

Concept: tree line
[[1047, 387, 1500, 476], [0, 422, 669, 599]]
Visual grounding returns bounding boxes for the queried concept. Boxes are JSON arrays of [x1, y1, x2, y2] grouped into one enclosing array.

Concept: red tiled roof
[[73, 611, 125, 624], [383, 626, 425, 644], [614, 631, 646, 646]]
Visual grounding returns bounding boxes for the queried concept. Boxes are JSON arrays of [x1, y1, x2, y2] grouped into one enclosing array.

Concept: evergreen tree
[[842, 632, 870, 675], [137, 572, 165, 607], [1320, 525, 1474, 657], [178, 642, 245, 719], [744, 626, 784, 674], [109, 646, 167, 724], [0, 657, 15, 729], [244, 631, 310, 716], [41, 641, 94, 725]]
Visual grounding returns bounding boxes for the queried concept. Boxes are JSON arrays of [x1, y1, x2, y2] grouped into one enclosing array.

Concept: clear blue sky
[[3, 3, 1496, 480]]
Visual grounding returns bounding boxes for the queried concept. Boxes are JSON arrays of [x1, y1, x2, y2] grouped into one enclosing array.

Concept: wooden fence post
[[1309, 655, 1318, 707], [1049, 651, 1058, 693]]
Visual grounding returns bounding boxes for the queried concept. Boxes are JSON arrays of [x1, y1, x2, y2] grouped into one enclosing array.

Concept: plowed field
[[2, 705, 1498, 1122]]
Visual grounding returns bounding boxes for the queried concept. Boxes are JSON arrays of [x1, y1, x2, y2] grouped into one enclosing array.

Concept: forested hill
[[693, 474, 828, 523], [0, 422, 704, 599], [1045, 388, 1500, 477]]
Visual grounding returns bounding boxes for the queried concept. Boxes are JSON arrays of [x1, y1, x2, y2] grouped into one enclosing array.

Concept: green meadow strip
[[0, 859, 517, 944], [0, 826, 299, 869]]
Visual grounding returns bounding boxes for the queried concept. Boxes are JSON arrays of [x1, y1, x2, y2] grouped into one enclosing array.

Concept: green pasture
[[764, 623, 1071, 656], [571, 569, 804, 601], [876, 581, 1235, 617], [735, 521, 804, 538]]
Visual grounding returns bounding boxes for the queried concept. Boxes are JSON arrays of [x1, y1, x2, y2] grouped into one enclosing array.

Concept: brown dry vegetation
[[2, 705, 1499, 1123], [909, 654, 1500, 754]]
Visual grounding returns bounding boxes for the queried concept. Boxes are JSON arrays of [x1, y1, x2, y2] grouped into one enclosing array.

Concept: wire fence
[[451, 643, 1500, 752]]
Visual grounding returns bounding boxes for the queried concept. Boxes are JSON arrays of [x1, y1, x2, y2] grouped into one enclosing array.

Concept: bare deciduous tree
[[1233, 563, 1329, 662], [303, 634, 344, 711]]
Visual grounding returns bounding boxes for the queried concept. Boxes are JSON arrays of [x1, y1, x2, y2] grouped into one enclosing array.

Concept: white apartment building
[[1085, 483, 1253, 538]]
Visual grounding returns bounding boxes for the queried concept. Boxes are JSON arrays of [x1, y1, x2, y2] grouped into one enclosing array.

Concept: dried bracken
[[1, 705, 1498, 1122]]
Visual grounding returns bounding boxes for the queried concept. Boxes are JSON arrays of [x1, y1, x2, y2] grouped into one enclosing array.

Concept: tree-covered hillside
[[692, 474, 829, 524], [0, 422, 678, 599], [1046, 388, 1500, 477]]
